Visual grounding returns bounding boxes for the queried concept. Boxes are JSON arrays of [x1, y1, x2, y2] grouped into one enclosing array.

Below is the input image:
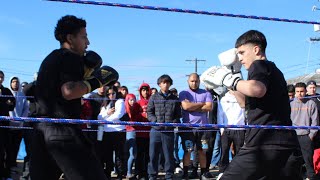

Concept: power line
[[185, 58, 206, 74]]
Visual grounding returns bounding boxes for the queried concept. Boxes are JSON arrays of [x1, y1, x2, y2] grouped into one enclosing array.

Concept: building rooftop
[[286, 71, 320, 86]]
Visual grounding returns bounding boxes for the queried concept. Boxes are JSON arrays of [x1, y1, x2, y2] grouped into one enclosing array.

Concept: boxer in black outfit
[[30, 15, 118, 180]]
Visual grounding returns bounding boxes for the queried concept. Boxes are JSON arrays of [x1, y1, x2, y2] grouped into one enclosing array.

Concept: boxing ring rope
[[2, 1, 318, 132], [1, 116, 320, 130], [46, 0, 320, 25], [1, 94, 319, 101]]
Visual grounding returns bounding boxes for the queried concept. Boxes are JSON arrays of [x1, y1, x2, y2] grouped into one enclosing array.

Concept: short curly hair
[[54, 15, 86, 44]]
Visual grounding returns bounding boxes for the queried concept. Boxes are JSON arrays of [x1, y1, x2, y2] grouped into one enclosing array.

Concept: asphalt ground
[[12, 161, 221, 180]]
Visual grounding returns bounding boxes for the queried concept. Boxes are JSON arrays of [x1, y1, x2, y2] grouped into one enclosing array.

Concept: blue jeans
[[148, 128, 174, 179], [211, 131, 221, 166], [173, 131, 180, 166], [126, 131, 137, 176]]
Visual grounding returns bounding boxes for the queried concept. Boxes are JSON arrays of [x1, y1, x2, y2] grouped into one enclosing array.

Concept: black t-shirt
[[244, 60, 298, 148], [35, 48, 84, 119]]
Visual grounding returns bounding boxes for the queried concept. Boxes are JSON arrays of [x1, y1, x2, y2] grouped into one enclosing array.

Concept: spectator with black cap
[[306, 80, 320, 114], [307, 80, 319, 97]]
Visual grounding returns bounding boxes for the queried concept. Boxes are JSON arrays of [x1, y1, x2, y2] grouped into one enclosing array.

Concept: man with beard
[[179, 73, 213, 179]]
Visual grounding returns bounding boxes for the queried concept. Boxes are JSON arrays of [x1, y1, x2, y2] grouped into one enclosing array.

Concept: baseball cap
[[307, 80, 317, 87]]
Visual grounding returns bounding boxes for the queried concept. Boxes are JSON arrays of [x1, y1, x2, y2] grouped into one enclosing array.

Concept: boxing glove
[[200, 66, 220, 90], [83, 50, 103, 78], [218, 48, 242, 73], [211, 67, 242, 90], [83, 66, 119, 92]]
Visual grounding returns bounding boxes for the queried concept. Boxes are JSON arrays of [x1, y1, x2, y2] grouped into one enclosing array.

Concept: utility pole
[[305, 38, 320, 74], [185, 58, 206, 74]]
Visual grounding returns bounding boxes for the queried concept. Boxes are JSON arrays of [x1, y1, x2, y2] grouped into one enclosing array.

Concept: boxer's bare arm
[[61, 81, 88, 100], [236, 80, 266, 98], [230, 90, 245, 108]]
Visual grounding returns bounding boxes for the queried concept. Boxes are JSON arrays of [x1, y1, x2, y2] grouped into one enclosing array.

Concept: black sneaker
[[209, 164, 219, 170], [116, 174, 123, 180], [182, 173, 189, 180], [188, 171, 199, 179], [200, 172, 214, 180]]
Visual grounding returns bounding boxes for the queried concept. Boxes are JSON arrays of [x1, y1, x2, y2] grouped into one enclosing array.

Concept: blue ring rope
[[1, 94, 319, 101], [46, 0, 320, 25], [1, 116, 320, 130]]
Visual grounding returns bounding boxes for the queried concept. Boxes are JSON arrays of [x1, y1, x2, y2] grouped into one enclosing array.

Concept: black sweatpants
[[221, 146, 297, 180], [30, 123, 106, 180], [100, 131, 126, 178], [135, 137, 150, 178], [297, 135, 316, 179], [0, 127, 10, 178], [20, 128, 33, 180], [219, 129, 245, 173], [7, 129, 23, 168], [205, 131, 216, 169]]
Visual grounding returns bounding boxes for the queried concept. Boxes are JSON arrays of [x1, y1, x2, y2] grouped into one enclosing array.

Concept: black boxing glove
[[83, 66, 119, 92], [83, 50, 103, 78]]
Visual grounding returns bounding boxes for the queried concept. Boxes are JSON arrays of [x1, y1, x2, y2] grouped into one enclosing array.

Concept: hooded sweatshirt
[[9, 77, 29, 127], [136, 83, 151, 138], [290, 98, 319, 139], [125, 94, 141, 132], [98, 98, 126, 132]]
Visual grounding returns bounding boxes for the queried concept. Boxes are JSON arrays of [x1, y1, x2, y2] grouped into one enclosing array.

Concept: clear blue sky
[[1, 0, 320, 95]]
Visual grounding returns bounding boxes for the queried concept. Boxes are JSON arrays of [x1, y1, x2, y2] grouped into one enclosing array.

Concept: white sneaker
[[111, 171, 118, 176], [216, 173, 223, 180], [175, 166, 183, 174]]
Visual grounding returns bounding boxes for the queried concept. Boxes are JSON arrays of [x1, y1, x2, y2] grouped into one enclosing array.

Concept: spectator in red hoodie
[[135, 83, 151, 179], [125, 93, 140, 179]]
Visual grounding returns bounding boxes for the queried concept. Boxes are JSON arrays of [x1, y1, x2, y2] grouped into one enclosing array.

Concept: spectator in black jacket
[[147, 74, 181, 180], [0, 70, 16, 179]]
